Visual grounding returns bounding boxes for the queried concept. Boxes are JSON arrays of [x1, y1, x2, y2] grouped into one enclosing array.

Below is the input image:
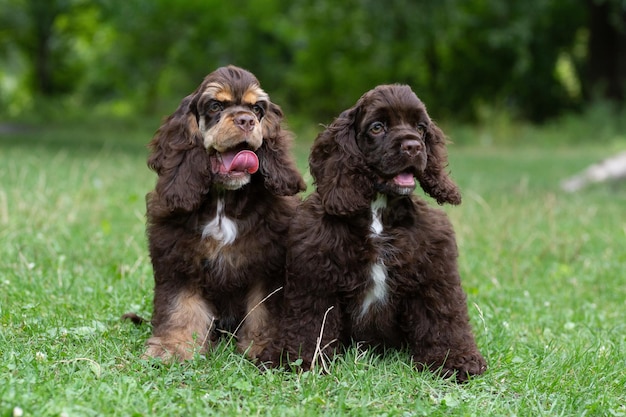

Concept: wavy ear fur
[[256, 102, 306, 196], [418, 122, 462, 205], [309, 108, 375, 216], [147, 94, 212, 212]]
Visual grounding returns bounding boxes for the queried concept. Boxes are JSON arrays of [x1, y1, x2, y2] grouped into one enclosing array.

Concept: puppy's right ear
[[309, 107, 374, 216], [147, 94, 212, 212]]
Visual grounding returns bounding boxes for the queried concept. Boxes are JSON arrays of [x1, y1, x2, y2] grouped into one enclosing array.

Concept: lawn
[[1, 119, 625, 416]]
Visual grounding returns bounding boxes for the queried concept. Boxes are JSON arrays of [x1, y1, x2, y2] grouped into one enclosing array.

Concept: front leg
[[401, 285, 486, 382], [144, 241, 217, 362], [143, 216, 221, 362], [146, 281, 217, 362]]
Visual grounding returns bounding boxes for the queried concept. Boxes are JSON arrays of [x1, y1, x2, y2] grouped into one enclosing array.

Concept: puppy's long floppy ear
[[147, 94, 211, 212], [309, 107, 375, 216], [256, 102, 306, 196], [419, 122, 462, 205]]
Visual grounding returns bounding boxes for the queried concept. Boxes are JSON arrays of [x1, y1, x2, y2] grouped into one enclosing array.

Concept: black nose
[[234, 114, 256, 132], [401, 139, 422, 157]]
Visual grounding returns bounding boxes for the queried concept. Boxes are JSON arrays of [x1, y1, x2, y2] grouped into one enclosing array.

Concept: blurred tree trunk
[[28, 0, 61, 96], [586, 0, 626, 103]]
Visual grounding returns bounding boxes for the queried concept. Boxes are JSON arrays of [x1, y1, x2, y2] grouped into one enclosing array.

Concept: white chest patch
[[201, 198, 238, 246], [360, 261, 389, 317], [369, 194, 387, 236], [360, 195, 389, 317]]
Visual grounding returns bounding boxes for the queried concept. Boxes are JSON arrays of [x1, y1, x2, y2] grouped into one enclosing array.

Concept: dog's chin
[[212, 173, 252, 190], [375, 181, 416, 196]]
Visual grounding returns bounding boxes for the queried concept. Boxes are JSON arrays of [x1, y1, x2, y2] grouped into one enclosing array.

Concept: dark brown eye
[[208, 101, 224, 114], [416, 123, 427, 135], [369, 122, 385, 135], [252, 104, 264, 119]]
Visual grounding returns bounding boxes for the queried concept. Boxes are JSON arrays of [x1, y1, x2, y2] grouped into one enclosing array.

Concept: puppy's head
[[310, 84, 460, 215], [192, 66, 270, 190], [148, 66, 305, 213], [353, 85, 432, 196]]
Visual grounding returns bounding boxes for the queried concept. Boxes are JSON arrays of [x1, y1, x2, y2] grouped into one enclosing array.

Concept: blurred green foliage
[[0, 0, 624, 122]]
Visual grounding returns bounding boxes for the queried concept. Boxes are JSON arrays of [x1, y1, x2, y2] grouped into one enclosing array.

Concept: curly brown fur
[[136, 65, 305, 362], [259, 85, 485, 382]]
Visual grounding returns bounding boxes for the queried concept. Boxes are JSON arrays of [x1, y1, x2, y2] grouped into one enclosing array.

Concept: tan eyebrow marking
[[202, 82, 233, 102], [243, 86, 269, 105], [215, 89, 233, 102]]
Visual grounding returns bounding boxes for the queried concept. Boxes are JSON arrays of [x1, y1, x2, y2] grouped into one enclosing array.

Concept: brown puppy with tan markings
[[138, 65, 305, 362]]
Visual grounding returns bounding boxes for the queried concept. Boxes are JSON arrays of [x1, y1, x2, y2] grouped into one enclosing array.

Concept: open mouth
[[210, 146, 260, 175], [374, 169, 418, 196], [392, 171, 415, 188]]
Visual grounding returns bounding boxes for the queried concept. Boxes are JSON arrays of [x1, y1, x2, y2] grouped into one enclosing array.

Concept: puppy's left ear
[[418, 122, 462, 205], [256, 102, 306, 196]]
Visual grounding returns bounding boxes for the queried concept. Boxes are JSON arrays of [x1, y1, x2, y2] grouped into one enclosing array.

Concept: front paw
[[415, 351, 487, 382], [441, 352, 487, 382], [143, 336, 200, 362], [249, 342, 279, 368]]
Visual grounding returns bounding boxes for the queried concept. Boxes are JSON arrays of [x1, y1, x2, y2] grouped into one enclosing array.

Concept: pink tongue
[[393, 173, 415, 187], [221, 150, 259, 174]]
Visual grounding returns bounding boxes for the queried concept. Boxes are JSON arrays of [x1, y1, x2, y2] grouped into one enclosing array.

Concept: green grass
[[1, 120, 625, 416]]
